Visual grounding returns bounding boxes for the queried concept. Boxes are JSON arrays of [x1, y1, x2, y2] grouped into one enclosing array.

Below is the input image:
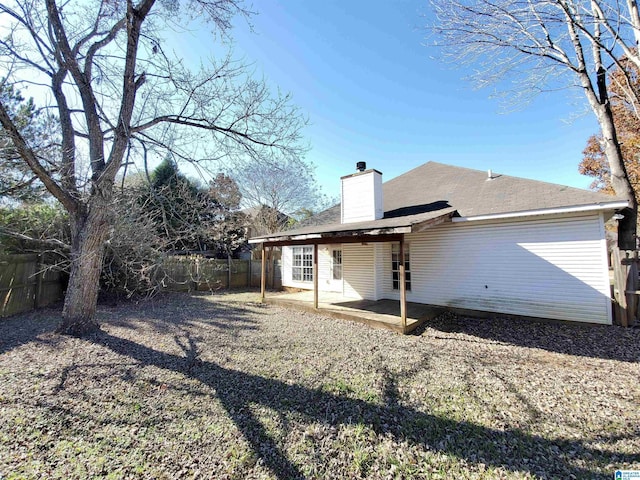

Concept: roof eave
[[248, 226, 412, 245], [248, 211, 456, 245], [452, 201, 630, 223]]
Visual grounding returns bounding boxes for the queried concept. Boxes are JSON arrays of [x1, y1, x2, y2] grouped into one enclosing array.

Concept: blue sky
[[179, 0, 600, 200]]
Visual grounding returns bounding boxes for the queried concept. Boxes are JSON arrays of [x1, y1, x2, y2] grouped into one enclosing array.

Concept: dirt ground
[[1, 290, 639, 479]]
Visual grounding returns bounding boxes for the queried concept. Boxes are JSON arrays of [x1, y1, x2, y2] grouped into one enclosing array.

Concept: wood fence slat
[[0, 254, 64, 318], [158, 257, 282, 292], [611, 248, 640, 327]]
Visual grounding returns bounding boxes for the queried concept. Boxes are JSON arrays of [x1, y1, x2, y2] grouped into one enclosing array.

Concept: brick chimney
[[341, 162, 383, 224]]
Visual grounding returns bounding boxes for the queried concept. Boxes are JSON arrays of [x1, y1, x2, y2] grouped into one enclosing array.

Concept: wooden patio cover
[[250, 209, 457, 331]]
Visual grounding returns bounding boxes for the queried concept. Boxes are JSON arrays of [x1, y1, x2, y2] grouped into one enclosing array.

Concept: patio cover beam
[[257, 233, 404, 248]]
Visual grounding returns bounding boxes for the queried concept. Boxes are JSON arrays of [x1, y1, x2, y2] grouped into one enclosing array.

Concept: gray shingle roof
[[383, 161, 622, 217], [251, 161, 625, 241]]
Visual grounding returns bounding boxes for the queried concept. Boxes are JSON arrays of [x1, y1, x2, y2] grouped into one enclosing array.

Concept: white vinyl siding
[[381, 214, 611, 324], [373, 243, 386, 300], [343, 243, 376, 299], [281, 213, 611, 324]]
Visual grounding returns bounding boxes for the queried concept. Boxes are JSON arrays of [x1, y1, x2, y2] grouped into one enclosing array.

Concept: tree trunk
[[597, 104, 638, 249], [56, 194, 112, 336]]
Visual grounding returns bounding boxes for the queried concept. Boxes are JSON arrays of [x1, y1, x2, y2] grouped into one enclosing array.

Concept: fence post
[[34, 254, 43, 308], [260, 244, 266, 301], [227, 254, 232, 289], [247, 258, 251, 288], [612, 248, 628, 326], [612, 248, 640, 327], [192, 257, 199, 292], [626, 251, 639, 327]]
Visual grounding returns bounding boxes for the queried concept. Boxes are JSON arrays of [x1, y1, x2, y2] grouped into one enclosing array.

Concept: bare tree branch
[[428, 0, 638, 247], [0, 100, 79, 214], [0, 225, 70, 251]]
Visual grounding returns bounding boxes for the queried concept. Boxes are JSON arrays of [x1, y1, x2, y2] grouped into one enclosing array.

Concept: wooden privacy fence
[[159, 257, 281, 292], [0, 255, 278, 318], [0, 254, 65, 318], [611, 248, 640, 327]]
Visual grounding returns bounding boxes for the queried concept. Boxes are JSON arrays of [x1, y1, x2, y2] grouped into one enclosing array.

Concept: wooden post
[[399, 236, 407, 332], [260, 243, 266, 302], [313, 243, 319, 309], [264, 248, 271, 288], [247, 257, 252, 288], [227, 254, 232, 289], [612, 247, 627, 326], [270, 253, 275, 289], [626, 250, 639, 327], [34, 254, 43, 308], [189, 258, 200, 292]]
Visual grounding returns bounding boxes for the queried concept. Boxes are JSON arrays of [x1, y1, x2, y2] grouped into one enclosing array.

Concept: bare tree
[[232, 157, 328, 234], [579, 53, 640, 210], [429, 0, 639, 248], [0, 0, 307, 335]]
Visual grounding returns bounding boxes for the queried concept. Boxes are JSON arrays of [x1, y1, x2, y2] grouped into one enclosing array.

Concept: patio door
[[328, 247, 343, 292]]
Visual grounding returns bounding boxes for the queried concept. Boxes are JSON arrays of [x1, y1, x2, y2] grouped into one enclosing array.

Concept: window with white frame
[[392, 244, 411, 291], [331, 249, 342, 280], [292, 246, 313, 282]]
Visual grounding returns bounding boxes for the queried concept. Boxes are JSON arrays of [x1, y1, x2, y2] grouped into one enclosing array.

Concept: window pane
[[291, 246, 313, 282], [331, 249, 342, 280], [391, 243, 410, 291], [333, 265, 342, 280]]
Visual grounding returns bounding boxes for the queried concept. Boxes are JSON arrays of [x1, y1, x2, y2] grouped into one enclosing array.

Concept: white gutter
[[248, 233, 322, 244], [452, 201, 629, 223]]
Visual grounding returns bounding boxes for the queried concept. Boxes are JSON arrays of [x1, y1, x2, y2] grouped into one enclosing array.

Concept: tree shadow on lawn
[[0, 292, 260, 355], [99, 292, 262, 334], [424, 314, 640, 363], [89, 329, 638, 480], [0, 305, 64, 355]]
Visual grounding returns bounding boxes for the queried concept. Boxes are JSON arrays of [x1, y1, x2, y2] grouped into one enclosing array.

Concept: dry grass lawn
[[1, 291, 639, 479]]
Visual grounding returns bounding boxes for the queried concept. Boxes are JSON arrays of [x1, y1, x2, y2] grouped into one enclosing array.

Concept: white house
[[249, 162, 628, 329]]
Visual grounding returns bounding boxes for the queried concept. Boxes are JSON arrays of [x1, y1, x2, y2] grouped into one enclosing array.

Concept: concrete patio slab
[[265, 290, 444, 334]]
